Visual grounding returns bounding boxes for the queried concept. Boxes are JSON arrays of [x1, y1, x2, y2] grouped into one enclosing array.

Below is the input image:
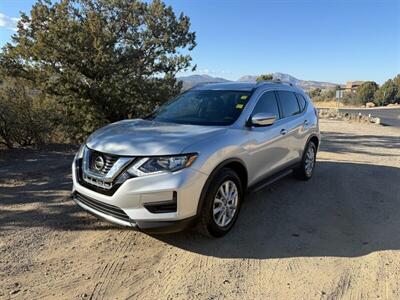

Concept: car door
[[245, 91, 292, 184], [276, 90, 306, 163]]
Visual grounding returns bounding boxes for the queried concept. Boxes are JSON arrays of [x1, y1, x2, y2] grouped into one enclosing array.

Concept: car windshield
[[147, 90, 252, 126]]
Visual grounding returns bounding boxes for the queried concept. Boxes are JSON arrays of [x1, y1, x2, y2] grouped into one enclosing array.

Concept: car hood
[[86, 119, 226, 156]]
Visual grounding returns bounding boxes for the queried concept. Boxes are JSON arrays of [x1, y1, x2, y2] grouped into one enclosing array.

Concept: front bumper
[[72, 160, 208, 233]]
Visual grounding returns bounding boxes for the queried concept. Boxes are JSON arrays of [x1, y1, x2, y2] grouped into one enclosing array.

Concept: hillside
[[178, 74, 229, 90], [236, 72, 339, 90], [179, 72, 339, 90]]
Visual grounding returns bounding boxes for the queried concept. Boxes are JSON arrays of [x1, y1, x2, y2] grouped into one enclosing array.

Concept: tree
[[0, 0, 196, 126], [321, 88, 335, 100], [309, 88, 321, 98], [256, 74, 273, 81], [0, 76, 58, 148], [309, 88, 322, 101], [375, 79, 398, 105], [392, 74, 400, 102], [341, 90, 357, 105], [356, 81, 378, 105]]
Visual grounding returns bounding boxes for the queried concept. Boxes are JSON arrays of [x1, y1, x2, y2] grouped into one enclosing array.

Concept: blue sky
[[0, 0, 399, 84]]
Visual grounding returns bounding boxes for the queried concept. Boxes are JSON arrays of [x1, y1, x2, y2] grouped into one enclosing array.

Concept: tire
[[197, 168, 243, 237], [294, 141, 317, 180]]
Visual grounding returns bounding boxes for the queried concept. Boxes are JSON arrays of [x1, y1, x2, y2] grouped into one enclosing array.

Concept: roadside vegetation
[[256, 74, 274, 81], [0, 0, 196, 149], [0, 0, 399, 149], [310, 75, 400, 106]]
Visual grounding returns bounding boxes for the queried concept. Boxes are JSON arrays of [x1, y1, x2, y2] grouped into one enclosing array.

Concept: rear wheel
[[198, 168, 243, 237], [294, 141, 317, 180]]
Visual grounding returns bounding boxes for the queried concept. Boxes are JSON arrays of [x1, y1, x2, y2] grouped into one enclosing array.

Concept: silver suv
[[72, 82, 320, 237]]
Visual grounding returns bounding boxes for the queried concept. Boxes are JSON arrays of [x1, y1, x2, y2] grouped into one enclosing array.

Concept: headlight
[[127, 154, 197, 177]]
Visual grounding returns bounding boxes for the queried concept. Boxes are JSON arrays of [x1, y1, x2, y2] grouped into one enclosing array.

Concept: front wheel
[[197, 168, 243, 237], [294, 141, 317, 180]]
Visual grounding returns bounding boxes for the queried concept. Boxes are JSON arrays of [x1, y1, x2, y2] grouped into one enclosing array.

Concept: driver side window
[[252, 91, 280, 119]]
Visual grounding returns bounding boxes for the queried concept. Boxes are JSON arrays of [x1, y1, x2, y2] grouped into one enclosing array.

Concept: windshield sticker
[[240, 95, 248, 100], [236, 104, 244, 109]]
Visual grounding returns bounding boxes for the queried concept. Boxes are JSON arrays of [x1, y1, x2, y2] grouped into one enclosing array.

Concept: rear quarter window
[[295, 93, 307, 112], [277, 91, 301, 118]]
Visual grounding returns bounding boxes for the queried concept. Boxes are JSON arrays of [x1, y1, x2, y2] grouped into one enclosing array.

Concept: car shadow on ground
[[320, 131, 400, 156], [157, 161, 400, 259], [0, 145, 117, 231]]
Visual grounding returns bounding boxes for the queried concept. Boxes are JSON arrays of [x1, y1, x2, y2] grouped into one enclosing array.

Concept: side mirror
[[250, 113, 276, 126]]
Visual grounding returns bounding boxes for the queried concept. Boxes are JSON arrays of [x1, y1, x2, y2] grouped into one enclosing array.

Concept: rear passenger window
[[277, 91, 301, 117], [295, 93, 307, 112], [252, 91, 280, 119]]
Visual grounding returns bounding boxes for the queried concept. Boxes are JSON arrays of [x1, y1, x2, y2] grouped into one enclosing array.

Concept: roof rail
[[256, 80, 294, 87], [188, 81, 216, 90]]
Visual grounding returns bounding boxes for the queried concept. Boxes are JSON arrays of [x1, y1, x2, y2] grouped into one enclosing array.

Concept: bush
[[356, 81, 378, 105], [309, 88, 336, 102], [0, 79, 58, 148], [0, 77, 111, 148], [256, 74, 273, 81]]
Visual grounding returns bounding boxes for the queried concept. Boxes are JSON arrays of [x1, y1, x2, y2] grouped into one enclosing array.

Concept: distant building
[[340, 81, 366, 92]]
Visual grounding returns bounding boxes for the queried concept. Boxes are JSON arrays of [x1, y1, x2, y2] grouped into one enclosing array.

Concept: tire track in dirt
[[24, 228, 112, 299], [98, 231, 136, 299], [324, 272, 352, 300], [89, 230, 133, 300]]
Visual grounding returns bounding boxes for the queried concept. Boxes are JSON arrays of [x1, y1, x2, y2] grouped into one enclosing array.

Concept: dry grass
[[313, 100, 358, 109]]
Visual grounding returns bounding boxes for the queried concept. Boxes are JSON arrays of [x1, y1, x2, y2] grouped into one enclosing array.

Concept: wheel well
[[309, 136, 319, 149], [223, 161, 248, 191], [196, 159, 248, 214]]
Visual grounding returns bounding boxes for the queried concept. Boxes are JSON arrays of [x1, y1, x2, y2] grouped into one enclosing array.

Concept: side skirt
[[247, 162, 300, 194]]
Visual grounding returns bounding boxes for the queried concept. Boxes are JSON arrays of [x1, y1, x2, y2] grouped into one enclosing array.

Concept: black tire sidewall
[[302, 142, 317, 179], [201, 168, 243, 237]]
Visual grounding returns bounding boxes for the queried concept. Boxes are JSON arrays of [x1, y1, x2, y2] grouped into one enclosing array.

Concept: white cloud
[[0, 12, 19, 31]]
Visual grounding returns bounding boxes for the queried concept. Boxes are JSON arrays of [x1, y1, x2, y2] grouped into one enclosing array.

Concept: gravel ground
[[1, 119, 400, 300]]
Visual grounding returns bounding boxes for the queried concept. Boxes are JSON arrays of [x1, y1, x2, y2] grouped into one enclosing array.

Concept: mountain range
[[178, 74, 230, 90], [178, 72, 339, 90]]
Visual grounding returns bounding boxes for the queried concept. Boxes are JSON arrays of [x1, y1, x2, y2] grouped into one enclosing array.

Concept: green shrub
[[0, 79, 58, 148]]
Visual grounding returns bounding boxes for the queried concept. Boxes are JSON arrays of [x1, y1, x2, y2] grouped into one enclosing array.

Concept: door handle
[[280, 129, 288, 135]]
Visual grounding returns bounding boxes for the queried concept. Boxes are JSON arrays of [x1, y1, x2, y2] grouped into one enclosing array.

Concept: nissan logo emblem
[[94, 155, 105, 171]]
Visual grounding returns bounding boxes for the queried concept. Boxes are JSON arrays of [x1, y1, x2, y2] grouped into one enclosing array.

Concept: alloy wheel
[[212, 180, 239, 227], [304, 145, 315, 177]]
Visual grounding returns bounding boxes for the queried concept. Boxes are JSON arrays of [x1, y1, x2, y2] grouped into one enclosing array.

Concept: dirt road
[[1, 119, 400, 300]]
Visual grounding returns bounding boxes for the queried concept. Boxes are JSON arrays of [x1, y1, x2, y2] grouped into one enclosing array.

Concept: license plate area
[[83, 173, 113, 190]]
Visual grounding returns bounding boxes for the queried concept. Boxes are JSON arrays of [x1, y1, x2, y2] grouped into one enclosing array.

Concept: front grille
[[89, 150, 118, 175], [74, 192, 130, 222], [77, 147, 135, 196]]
